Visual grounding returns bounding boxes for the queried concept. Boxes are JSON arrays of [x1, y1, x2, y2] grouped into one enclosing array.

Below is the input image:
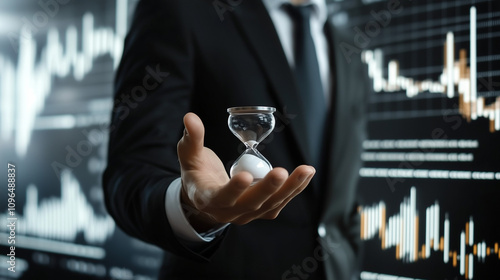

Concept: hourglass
[[227, 106, 276, 182]]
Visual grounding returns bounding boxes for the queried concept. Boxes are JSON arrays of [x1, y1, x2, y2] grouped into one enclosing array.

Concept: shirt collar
[[262, 0, 328, 24]]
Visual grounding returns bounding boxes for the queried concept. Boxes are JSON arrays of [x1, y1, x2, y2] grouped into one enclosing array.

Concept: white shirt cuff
[[165, 178, 228, 243]]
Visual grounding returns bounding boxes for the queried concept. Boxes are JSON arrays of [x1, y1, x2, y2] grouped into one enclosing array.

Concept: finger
[[178, 113, 205, 156], [248, 165, 314, 211], [260, 175, 312, 220], [248, 167, 314, 218], [268, 165, 314, 202], [212, 171, 254, 207], [229, 167, 314, 224], [235, 168, 289, 212]]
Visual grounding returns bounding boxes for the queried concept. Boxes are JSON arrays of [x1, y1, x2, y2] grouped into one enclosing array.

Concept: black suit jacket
[[103, 0, 369, 279]]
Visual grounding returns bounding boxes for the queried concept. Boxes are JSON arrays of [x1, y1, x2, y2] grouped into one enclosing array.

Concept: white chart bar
[[434, 203, 440, 251], [482, 242, 487, 262], [410, 188, 416, 262], [446, 32, 454, 98], [388, 60, 398, 89], [469, 217, 474, 246], [470, 7, 477, 119], [401, 202, 405, 260], [116, 0, 128, 38], [444, 216, 450, 263], [469, 253, 474, 279], [425, 208, 431, 258], [396, 216, 401, 257], [460, 231, 466, 275], [496, 100, 500, 131], [374, 49, 383, 92]]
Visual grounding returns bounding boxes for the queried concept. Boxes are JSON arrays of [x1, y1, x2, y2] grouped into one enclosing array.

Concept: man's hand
[[177, 113, 315, 232]]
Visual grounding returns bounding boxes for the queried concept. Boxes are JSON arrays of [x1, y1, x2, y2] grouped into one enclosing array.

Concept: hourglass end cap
[[227, 106, 276, 114]]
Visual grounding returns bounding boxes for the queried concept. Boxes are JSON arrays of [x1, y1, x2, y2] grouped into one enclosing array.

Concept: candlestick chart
[[331, 0, 500, 279]]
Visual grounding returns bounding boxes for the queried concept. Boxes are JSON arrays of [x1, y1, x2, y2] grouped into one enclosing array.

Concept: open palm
[[177, 113, 315, 232]]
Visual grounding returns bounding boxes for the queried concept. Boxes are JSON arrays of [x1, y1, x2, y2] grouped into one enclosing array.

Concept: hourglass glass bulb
[[227, 106, 276, 182]]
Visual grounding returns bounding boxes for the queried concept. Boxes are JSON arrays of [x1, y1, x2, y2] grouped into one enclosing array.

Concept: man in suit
[[103, 0, 369, 279]]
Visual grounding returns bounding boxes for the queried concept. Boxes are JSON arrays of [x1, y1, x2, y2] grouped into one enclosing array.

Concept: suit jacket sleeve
[[102, 0, 220, 262]]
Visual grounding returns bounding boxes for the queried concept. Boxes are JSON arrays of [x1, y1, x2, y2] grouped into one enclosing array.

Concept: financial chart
[[0, 1, 163, 279], [1, 0, 499, 279], [329, 0, 499, 279]]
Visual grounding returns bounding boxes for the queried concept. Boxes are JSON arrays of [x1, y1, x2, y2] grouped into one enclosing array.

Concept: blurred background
[[0, 1, 163, 279], [0, 0, 498, 279]]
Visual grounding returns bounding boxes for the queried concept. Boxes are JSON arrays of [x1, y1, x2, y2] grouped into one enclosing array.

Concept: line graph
[[362, 6, 500, 132], [0, 0, 128, 157], [0, 1, 166, 277]]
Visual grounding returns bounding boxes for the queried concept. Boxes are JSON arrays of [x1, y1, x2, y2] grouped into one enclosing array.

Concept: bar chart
[[0, 170, 115, 259], [330, 0, 500, 279], [359, 187, 499, 279]]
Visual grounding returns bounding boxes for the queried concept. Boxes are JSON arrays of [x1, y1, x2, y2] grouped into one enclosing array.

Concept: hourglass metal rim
[[227, 106, 276, 114]]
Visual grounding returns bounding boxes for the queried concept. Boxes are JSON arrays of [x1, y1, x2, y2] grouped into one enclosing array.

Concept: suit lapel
[[321, 12, 368, 217], [231, 1, 311, 164], [323, 16, 343, 178]]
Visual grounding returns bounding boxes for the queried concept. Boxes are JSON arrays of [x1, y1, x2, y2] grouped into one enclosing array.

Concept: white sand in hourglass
[[230, 153, 272, 180]]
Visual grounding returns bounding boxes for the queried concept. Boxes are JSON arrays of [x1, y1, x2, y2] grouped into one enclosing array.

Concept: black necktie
[[285, 4, 327, 167]]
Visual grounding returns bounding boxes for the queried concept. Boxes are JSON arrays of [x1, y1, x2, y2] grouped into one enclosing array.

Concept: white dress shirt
[[165, 0, 330, 243]]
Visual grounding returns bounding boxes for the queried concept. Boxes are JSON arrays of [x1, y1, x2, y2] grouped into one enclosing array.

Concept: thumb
[[178, 112, 205, 156]]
